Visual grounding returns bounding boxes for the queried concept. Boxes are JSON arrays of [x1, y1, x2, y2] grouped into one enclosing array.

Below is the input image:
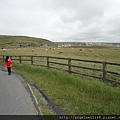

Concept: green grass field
[[10, 64, 120, 115], [0, 45, 119, 81], [0, 35, 120, 62], [0, 35, 120, 115], [0, 45, 120, 62]]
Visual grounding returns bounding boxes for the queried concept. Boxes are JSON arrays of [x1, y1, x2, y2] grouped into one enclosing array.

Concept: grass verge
[[2, 63, 120, 115]]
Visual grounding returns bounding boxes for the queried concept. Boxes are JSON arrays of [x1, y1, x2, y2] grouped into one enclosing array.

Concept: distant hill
[[0, 35, 53, 48]]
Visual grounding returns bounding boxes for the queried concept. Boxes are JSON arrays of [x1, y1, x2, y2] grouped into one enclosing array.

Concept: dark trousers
[[7, 67, 11, 75]]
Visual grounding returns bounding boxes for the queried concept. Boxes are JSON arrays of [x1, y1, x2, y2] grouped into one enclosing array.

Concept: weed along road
[[0, 66, 43, 119]]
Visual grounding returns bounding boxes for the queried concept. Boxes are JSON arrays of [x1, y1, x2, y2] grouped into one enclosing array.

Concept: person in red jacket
[[4, 56, 12, 75]]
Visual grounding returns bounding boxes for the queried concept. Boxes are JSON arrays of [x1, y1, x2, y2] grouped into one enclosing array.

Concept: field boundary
[[0, 55, 120, 84]]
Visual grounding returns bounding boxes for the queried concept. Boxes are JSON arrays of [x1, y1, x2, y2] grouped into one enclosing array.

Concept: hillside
[[0, 35, 53, 48]]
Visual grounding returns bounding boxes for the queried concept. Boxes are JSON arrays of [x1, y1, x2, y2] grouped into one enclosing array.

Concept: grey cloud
[[0, 0, 120, 42]]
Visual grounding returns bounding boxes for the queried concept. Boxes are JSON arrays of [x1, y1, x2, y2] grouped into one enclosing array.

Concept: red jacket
[[4, 58, 12, 68]]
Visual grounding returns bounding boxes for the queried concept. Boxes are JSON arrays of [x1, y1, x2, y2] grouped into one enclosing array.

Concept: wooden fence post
[[103, 61, 107, 81], [19, 56, 22, 63], [10, 56, 12, 60], [31, 56, 33, 65], [68, 58, 71, 74], [47, 56, 49, 68], [3, 56, 5, 62]]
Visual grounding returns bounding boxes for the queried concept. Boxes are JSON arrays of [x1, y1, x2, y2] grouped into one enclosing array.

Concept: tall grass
[[12, 63, 120, 115]]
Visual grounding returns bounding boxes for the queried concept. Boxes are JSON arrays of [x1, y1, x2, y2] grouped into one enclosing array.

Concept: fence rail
[[0, 55, 120, 84]]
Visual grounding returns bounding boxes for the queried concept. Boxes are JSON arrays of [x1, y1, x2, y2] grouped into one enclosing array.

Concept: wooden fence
[[0, 55, 120, 84]]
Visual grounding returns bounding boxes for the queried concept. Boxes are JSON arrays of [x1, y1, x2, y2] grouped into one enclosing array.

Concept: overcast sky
[[0, 0, 120, 42]]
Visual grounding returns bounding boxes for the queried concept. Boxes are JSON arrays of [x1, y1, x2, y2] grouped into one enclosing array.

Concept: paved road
[[0, 66, 43, 119]]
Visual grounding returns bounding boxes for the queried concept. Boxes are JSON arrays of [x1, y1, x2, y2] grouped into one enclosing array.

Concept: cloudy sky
[[0, 0, 120, 42]]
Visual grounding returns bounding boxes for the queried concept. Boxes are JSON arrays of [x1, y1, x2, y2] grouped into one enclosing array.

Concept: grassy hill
[[0, 35, 53, 48]]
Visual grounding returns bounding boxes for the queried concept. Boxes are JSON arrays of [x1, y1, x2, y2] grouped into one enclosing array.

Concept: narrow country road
[[0, 66, 43, 119]]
